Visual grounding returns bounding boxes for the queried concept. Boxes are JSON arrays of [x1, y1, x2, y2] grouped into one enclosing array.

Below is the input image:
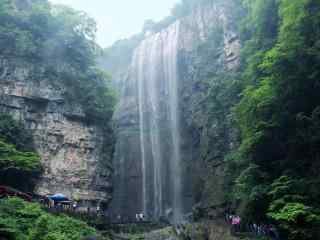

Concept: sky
[[49, 0, 180, 48]]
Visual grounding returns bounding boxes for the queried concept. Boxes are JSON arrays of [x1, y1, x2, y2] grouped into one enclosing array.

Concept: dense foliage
[[227, 0, 320, 239], [0, 114, 34, 152], [0, 0, 116, 123], [0, 114, 40, 190], [0, 139, 40, 172], [0, 198, 99, 240]]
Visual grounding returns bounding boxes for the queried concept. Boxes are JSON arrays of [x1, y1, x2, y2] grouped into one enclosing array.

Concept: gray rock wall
[[178, 0, 241, 210], [178, 0, 242, 210], [0, 58, 112, 206]]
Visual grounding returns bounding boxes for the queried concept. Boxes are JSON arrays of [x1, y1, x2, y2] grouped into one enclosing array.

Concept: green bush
[[0, 114, 40, 190], [0, 139, 40, 172], [0, 198, 98, 240], [266, 176, 320, 240], [0, 114, 34, 152]]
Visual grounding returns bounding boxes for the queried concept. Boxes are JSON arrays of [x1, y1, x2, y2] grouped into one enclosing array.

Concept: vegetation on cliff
[[226, 0, 320, 239], [0, 0, 117, 181], [0, 139, 40, 172], [0, 114, 35, 152], [168, 0, 320, 239], [0, 197, 100, 240], [0, 0, 116, 123], [0, 114, 40, 190]]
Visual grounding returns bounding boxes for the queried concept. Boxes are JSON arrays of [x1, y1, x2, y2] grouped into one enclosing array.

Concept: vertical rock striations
[[0, 58, 113, 207], [109, 0, 242, 221]]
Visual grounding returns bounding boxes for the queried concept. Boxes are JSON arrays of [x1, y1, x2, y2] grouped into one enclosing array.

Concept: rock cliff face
[[0, 58, 112, 206], [178, 0, 242, 211], [106, 0, 242, 220]]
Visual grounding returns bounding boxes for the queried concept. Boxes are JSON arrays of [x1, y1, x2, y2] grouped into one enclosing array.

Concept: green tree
[[230, 0, 320, 239], [267, 176, 320, 240], [0, 198, 98, 240], [0, 114, 40, 191]]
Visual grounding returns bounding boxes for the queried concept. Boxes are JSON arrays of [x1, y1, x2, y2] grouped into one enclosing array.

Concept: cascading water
[[133, 22, 182, 222], [166, 24, 182, 223], [136, 40, 148, 215], [109, 0, 238, 224]]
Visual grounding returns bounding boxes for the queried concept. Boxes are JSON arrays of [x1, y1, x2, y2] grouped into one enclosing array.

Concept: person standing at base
[[72, 201, 77, 212], [96, 205, 100, 212]]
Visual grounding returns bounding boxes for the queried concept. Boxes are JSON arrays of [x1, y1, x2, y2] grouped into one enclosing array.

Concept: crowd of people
[[225, 213, 280, 240]]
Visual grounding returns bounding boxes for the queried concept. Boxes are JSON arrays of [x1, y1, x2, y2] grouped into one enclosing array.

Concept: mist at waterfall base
[[110, 22, 190, 224], [137, 22, 182, 223]]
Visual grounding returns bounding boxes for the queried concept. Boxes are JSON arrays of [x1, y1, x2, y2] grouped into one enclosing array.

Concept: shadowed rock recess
[[101, 0, 242, 221]]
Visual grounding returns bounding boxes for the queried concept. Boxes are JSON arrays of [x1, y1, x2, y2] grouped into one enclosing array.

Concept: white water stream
[[133, 22, 182, 222]]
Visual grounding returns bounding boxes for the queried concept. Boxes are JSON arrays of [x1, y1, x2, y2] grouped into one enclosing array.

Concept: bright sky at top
[[49, 0, 180, 48]]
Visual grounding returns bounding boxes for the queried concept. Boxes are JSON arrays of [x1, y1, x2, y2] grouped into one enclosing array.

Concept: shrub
[[0, 198, 98, 240]]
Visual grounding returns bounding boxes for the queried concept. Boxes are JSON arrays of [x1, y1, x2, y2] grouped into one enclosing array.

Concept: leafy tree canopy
[[227, 0, 320, 239]]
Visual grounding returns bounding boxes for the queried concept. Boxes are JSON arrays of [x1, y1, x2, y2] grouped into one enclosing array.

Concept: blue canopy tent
[[48, 193, 69, 202]]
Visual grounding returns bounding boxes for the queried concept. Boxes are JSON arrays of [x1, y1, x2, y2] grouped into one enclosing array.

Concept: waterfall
[[165, 24, 182, 223], [133, 22, 182, 221], [136, 40, 147, 215]]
